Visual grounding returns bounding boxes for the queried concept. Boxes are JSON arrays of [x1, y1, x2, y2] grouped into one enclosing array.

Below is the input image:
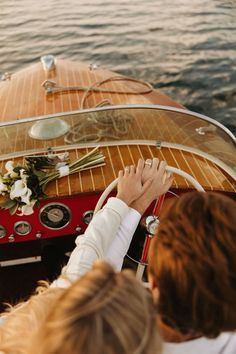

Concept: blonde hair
[[0, 282, 64, 354], [29, 261, 161, 354]]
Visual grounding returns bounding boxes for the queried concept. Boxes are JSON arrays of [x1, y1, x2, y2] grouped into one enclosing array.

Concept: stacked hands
[[116, 158, 174, 214]]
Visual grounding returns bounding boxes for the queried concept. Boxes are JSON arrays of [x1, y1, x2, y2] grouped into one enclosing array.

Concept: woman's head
[[0, 282, 63, 354], [148, 191, 236, 337], [29, 261, 161, 354]]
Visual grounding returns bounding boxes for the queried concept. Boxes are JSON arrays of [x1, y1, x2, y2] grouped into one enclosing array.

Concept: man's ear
[[148, 273, 159, 304]]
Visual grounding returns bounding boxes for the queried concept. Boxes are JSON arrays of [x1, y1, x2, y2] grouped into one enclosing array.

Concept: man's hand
[[130, 158, 174, 214], [116, 159, 152, 206]]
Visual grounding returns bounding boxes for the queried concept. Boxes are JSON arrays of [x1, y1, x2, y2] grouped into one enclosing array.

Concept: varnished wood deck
[[0, 58, 235, 196], [0, 145, 235, 197], [0, 59, 183, 122]]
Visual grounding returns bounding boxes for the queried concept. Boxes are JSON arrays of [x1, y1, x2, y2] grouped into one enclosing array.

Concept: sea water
[[1, 0, 235, 132]]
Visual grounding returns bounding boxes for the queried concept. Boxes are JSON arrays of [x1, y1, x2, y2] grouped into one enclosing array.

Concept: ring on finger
[[145, 159, 152, 167]]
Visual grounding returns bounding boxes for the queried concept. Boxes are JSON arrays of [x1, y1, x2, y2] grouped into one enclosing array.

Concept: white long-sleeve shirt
[[106, 207, 141, 271], [163, 332, 236, 354], [51, 197, 140, 288]]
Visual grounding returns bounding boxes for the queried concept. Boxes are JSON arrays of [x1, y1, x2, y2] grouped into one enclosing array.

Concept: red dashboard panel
[[0, 193, 103, 244]]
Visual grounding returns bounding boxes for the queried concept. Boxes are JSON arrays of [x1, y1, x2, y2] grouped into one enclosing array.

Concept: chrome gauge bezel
[[14, 221, 32, 236], [39, 203, 71, 230], [0, 225, 6, 239], [82, 210, 94, 225]]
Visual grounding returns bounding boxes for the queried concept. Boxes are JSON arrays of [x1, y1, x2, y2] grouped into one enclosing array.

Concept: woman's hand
[[130, 158, 174, 214], [116, 159, 152, 206]]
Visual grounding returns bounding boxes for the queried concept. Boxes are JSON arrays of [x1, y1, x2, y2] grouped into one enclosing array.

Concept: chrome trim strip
[[0, 256, 41, 267], [0, 139, 233, 182]]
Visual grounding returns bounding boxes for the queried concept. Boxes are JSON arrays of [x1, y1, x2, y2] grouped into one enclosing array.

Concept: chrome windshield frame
[[0, 104, 235, 144]]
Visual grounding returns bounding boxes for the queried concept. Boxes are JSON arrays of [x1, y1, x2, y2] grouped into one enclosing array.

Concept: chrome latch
[[89, 63, 99, 71], [41, 80, 57, 93], [195, 125, 216, 135]]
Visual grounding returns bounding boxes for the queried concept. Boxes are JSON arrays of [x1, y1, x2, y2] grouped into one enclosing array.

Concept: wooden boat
[[0, 55, 235, 306]]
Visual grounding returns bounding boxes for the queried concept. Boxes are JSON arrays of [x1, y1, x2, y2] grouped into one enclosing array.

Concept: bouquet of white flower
[[0, 147, 105, 215]]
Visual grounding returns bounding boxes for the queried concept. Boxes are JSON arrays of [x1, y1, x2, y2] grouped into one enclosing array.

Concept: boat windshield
[[0, 105, 235, 172]]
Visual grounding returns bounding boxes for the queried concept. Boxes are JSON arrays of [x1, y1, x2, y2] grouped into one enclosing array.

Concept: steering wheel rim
[[94, 165, 205, 214], [94, 165, 205, 280]]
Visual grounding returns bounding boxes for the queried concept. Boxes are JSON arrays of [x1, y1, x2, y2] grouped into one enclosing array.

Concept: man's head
[[148, 191, 236, 337]]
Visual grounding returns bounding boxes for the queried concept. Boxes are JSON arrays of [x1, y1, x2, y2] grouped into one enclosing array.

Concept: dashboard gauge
[[39, 203, 71, 229], [14, 221, 32, 235], [82, 210, 94, 225], [0, 225, 6, 239]]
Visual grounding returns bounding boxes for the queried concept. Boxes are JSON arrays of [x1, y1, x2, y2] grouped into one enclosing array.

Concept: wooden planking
[[0, 59, 235, 198], [202, 158, 235, 191], [0, 59, 235, 170], [0, 59, 183, 122], [67, 150, 83, 195], [0, 145, 235, 201], [0, 75, 18, 120]]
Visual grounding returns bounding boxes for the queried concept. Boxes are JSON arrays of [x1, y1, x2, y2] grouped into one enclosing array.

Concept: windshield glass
[[0, 105, 235, 171]]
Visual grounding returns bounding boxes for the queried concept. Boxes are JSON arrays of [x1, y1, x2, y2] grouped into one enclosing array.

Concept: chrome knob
[[8, 234, 15, 242], [89, 63, 99, 71], [35, 231, 42, 239], [75, 225, 82, 233], [141, 215, 160, 236]]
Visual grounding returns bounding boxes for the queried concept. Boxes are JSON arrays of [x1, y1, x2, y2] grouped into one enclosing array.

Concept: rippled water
[[1, 0, 236, 132]]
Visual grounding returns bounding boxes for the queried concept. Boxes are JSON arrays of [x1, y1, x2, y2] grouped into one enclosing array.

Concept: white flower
[[4, 161, 18, 178], [17, 200, 37, 216], [21, 188, 32, 205], [10, 179, 28, 200], [5, 161, 14, 173], [20, 169, 28, 181]]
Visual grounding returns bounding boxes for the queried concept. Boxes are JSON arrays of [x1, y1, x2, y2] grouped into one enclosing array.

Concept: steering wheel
[[94, 165, 205, 280]]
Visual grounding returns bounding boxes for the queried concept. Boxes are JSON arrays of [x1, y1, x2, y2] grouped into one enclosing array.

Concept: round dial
[[14, 221, 31, 235], [0, 225, 6, 239], [39, 203, 71, 229], [82, 210, 94, 225]]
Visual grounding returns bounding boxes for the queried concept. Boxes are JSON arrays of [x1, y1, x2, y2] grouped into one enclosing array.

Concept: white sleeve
[[106, 208, 141, 271], [51, 197, 129, 288]]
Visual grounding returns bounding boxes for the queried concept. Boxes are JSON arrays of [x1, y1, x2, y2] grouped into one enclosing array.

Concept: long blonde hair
[[29, 261, 161, 354], [0, 282, 64, 354]]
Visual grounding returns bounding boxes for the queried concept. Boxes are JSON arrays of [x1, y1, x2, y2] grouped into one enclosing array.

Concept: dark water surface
[[1, 0, 236, 132]]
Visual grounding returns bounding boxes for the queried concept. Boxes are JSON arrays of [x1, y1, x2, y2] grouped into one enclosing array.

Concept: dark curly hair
[[148, 191, 236, 337]]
